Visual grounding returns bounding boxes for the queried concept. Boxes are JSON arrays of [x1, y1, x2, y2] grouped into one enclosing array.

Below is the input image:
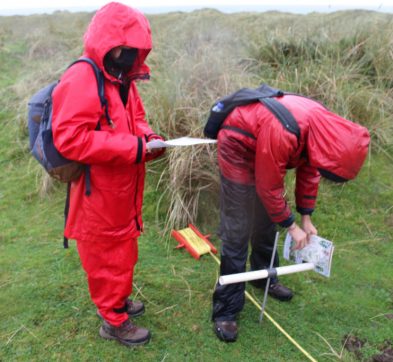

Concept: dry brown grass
[[1, 9, 392, 231]]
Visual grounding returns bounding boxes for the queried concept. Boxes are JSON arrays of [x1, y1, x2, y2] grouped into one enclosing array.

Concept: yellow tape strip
[[178, 228, 211, 255], [209, 251, 317, 362]]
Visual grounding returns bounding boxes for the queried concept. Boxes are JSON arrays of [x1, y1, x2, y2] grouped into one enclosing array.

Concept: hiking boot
[[125, 299, 145, 317], [97, 299, 145, 319], [268, 283, 293, 301], [250, 280, 294, 301], [99, 319, 151, 347], [214, 321, 238, 342]]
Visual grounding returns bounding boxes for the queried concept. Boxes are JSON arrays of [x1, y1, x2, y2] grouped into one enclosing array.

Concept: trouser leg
[[249, 194, 278, 287], [76, 238, 138, 326], [212, 175, 254, 321]]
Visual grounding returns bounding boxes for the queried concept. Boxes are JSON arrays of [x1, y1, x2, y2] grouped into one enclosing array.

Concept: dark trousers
[[212, 175, 278, 321]]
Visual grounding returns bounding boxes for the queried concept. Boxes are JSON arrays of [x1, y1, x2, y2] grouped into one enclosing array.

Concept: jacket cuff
[[135, 137, 145, 164], [145, 133, 154, 142], [278, 213, 295, 228], [296, 206, 314, 215]]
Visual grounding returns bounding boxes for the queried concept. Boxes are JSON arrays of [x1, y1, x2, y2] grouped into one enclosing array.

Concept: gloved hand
[[145, 133, 166, 161]]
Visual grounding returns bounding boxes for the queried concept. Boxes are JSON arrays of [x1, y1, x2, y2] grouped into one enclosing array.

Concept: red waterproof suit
[[218, 95, 370, 227], [52, 3, 158, 326], [213, 94, 369, 322]]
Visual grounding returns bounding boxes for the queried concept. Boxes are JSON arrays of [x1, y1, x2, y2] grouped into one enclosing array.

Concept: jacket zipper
[[134, 169, 141, 232], [126, 87, 142, 232]]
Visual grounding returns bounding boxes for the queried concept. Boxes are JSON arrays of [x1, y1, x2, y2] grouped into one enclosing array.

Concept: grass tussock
[[144, 10, 393, 229], [143, 11, 255, 227], [162, 144, 219, 231]]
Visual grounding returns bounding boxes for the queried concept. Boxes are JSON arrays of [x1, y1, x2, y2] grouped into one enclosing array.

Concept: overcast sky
[[0, 0, 392, 15]]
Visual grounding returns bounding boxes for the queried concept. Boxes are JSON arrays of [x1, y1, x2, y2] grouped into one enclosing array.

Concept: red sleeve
[[295, 163, 320, 214], [255, 125, 297, 227], [52, 63, 145, 165]]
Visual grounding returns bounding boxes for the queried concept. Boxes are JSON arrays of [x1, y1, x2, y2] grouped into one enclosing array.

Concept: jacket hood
[[307, 108, 370, 181], [83, 2, 152, 80]]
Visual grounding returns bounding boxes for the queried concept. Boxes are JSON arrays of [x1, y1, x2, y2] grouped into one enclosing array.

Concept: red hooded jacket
[[217, 95, 370, 227], [52, 3, 156, 242]]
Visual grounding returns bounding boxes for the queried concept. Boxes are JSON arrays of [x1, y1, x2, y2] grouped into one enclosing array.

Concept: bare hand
[[146, 135, 166, 160], [301, 215, 318, 242], [288, 223, 309, 250]]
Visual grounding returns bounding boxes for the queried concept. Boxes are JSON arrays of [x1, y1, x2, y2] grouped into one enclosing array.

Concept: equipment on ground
[[171, 224, 217, 259], [172, 225, 321, 362]]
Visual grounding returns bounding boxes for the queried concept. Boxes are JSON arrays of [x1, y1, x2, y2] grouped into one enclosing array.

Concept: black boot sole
[[213, 325, 237, 342], [268, 292, 293, 301]]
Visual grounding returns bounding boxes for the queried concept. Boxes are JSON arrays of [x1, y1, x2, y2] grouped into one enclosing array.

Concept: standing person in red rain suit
[[210, 91, 370, 342], [52, 2, 164, 347]]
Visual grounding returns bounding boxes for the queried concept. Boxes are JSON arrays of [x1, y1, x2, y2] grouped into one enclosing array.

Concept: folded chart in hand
[[146, 137, 217, 149], [283, 233, 335, 277]]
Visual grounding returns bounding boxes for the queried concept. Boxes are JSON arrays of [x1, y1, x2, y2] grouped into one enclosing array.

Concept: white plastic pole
[[219, 263, 315, 285]]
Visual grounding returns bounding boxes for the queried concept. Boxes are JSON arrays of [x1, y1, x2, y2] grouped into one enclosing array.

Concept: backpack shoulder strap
[[63, 182, 71, 249], [259, 97, 300, 140], [69, 58, 104, 103], [256, 83, 285, 98], [68, 57, 112, 126]]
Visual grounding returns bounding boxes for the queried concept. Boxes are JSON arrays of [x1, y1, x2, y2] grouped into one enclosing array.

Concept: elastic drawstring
[[102, 99, 114, 128]]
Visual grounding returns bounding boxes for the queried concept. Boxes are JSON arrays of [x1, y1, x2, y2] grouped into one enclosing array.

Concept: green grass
[[1, 8, 393, 362], [1, 118, 392, 361]]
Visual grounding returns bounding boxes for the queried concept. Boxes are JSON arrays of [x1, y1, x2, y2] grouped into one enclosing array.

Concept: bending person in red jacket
[[52, 3, 164, 347], [212, 91, 370, 342]]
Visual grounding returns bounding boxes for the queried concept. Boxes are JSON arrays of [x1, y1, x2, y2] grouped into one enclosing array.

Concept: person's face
[[110, 46, 129, 59], [104, 46, 138, 77]]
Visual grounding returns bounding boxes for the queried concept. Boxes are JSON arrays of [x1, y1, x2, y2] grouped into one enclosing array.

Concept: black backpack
[[27, 57, 112, 248], [28, 57, 112, 183], [204, 84, 300, 140]]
